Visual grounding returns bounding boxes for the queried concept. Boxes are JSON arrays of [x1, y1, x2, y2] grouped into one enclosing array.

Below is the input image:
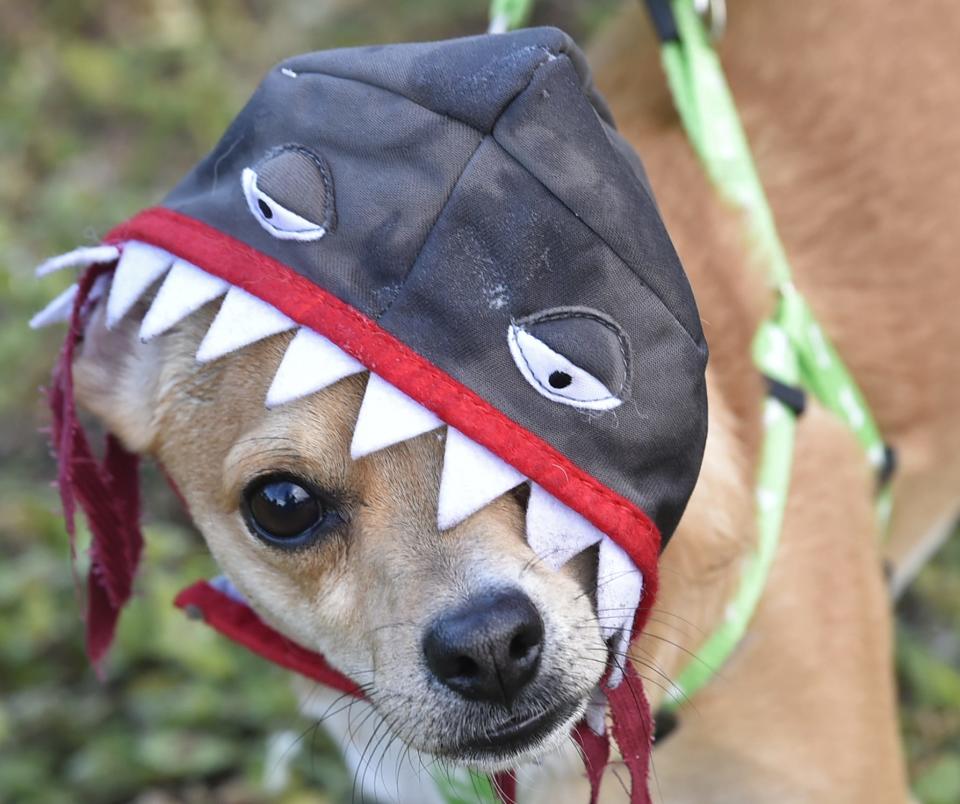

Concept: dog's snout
[[423, 588, 544, 706]]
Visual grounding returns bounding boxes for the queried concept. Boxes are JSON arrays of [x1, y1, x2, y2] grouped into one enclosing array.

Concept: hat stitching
[[287, 44, 561, 136], [515, 307, 632, 398], [508, 324, 625, 408]]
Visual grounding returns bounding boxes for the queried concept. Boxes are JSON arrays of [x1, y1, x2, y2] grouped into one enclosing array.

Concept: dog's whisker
[[575, 652, 678, 701], [649, 607, 708, 632], [354, 705, 402, 804], [582, 643, 679, 687], [273, 717, 325, 776], [365, 713, 399, 798]]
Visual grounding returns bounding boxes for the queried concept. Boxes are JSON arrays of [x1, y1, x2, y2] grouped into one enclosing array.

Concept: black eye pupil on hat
[[548, 370, 573, 389], [243, 475, 332, 547], [257, 198, 274, 219]]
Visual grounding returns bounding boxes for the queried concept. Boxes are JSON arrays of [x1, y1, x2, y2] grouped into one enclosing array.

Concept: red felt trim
[[175, 581, 363, 697], [105, 208, 661, 629], [604, 662, 654, 804], [492, 770, 517, 804], [573, 722, 611, 804]]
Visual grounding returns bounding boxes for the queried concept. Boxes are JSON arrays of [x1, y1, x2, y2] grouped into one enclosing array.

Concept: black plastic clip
[[643, 0, 680, 42], [877, 444, 897, 489], [763, 374, 807, 418]]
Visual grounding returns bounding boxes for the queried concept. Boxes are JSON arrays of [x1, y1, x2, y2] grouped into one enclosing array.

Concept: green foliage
[[898, 537, 960, 803], [0, 1, 956, 802]]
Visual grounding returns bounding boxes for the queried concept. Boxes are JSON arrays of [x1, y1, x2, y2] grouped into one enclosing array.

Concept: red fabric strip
[[492, 770, 517, 804], [174, 581, 364, 697], [604, 662, 655, 804], [573, 721, 611, 804], [48, 264, 144, 669]]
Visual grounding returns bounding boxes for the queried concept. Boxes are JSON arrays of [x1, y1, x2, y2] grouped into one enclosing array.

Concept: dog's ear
[[73, 299, 164, 455]]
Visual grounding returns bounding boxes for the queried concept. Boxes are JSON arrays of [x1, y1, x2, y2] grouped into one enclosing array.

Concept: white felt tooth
[[89, 274, 109, 303], [585, 687, 608, 736], [266, 328, 365, 408], [29, 284, 78, 329], [437, 429, 525, 530], [35, 244, 120, 278], [106, 241, 174, 328], [606, 648, 628, 689], [195, 286, 296, 363], [139, 259, 229, 342], [596, 535, 644, 688], [525, 484, 605, 571], [350, 375, 443, 459]]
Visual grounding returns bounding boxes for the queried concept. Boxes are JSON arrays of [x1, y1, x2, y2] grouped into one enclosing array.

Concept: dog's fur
[[69, 1, 959, 801]]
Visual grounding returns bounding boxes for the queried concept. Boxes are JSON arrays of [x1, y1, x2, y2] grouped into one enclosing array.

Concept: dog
[[40, 1, 959, 802]]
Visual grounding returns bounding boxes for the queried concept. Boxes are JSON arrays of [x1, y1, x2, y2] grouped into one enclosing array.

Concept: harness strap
[[644, 0, 895, 710], [488, 0, 535, 33]]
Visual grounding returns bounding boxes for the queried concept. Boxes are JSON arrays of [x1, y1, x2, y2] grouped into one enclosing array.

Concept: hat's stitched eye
[[242, 167, 328, 241], [508, 324, 623, 410]]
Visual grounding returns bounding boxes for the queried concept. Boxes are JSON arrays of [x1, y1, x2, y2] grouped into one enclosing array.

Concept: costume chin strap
[[49, 263, 144, 670], [573, 721, 610, 804], [605, 664, 654, 804], [571, 663, 654, 804]]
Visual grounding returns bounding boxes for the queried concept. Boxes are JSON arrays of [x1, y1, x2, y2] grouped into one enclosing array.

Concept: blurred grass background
[[0, 1, 957, 802]]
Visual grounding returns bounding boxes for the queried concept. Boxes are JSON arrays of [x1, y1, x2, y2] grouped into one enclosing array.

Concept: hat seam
[[295, 47, 563, 322], [286, 43, 560, 137], [489, 134, 707, 353], [374, 134, 485, 321]]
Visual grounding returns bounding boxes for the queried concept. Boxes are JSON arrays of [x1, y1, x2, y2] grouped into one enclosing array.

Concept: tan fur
[[70, 1, 959, 800]]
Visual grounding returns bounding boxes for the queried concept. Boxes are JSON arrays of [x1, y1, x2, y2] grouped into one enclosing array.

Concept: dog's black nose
[[423, 588, 544, 706]]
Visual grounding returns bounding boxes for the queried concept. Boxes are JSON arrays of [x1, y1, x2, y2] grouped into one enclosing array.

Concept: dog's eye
[[242, 475, 342, 548]]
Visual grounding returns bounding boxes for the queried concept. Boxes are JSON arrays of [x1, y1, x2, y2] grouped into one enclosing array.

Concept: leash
[[642, 0, 896, 709]]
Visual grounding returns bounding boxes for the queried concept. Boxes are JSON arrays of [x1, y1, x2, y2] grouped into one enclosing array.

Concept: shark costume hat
[[33, 27, 708, 804]]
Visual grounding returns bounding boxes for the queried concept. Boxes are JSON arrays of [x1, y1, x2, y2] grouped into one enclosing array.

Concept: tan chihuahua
[[34, 1, 959, 802]]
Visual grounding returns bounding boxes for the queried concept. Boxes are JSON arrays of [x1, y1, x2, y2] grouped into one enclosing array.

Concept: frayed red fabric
[[48, 264, 144, 670], [492, 770, 517, 804], [604, 662, 655, 804], [571, 663, 655, 804], [174, 581, 363, 697], [573, 721, 611, 804]]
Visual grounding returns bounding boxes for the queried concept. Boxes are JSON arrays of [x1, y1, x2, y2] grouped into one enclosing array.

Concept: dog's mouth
[[458, 697, 582, 758], [419, 693, 586, 769]]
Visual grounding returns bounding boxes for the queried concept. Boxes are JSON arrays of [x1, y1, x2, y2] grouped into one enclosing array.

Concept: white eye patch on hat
[[242, 145, 336, 241], [508, 308, 630, 411]]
